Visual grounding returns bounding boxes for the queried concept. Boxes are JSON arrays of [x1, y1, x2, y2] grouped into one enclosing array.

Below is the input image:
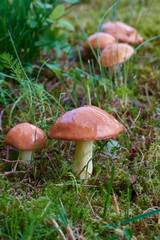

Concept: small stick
[[54, 184, 97, 187], [89, 218, 108, 226], [50, 219, 67, 240], [13, 159, 20, 172], [158, 213, 160, 226], [0, 171, 26, 177], [113, 194, 120, 214], [0, 159, 18, 163], [66, 225, 76, 240], [132, 237, 137, 240], [0, 109, 4, 133], [127, 115, 150, 132], [86, 196, 95, 215], [0, 162, 8, 167]]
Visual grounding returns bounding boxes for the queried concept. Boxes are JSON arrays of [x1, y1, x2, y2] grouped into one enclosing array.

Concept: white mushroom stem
[[18, 150, 33, 166], [73, 141, 93, 179]]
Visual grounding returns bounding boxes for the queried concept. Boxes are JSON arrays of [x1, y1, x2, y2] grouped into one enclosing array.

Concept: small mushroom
[[101, 21, 143, 44], [5, 122, 47, 166], [48, 105, 124, 179], [85, 32, 116, 51], [99, 43, 134, 68]]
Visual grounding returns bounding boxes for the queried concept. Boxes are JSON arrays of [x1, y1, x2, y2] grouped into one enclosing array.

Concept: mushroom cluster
[[5, 106, 124, 180], [85, 21, 143, 68], [101, 21, 143, 45]]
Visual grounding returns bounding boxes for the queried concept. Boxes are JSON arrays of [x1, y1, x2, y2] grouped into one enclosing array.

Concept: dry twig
[[66, 225, 76, 240], [113, 193, 120, 214], [49, 219, 67, 240]]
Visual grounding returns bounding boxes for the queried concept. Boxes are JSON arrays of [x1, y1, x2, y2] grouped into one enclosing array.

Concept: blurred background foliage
[[0, 0, 80, 61]]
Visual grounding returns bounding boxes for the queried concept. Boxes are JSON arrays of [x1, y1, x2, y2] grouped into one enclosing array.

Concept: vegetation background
[[0, 0, 160, 239]]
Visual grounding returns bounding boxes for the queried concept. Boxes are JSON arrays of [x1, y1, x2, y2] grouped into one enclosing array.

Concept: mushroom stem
[[18, 150, 32, 166], [73, 141, 93, 179]]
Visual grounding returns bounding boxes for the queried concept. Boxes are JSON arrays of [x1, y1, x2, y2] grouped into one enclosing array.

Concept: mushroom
[[48, 105, 124, 179], [85, 32, 116, 51], [101, 21, 143, 44], [5, 122, 47, 166], [99, 43, 134, 68]]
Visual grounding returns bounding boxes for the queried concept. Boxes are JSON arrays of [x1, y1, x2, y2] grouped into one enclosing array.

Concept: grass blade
[[102, 165, 115, 219], [102, 209, 160, 228]]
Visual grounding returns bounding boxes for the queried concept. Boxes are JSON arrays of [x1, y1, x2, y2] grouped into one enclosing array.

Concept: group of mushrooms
[[5, 105, 124, 179], [5, 21, 143, 179], [85, 21, 143, 67]]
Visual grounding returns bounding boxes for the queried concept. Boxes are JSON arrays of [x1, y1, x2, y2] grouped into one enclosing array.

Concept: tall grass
[[0, 0, 78, 61]]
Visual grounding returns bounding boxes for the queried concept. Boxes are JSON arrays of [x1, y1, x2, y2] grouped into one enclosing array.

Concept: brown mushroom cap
[[48, 105, 124, 141], [101, 21, 143, 44], [5, 123, 47, 151], [99, 43, 134, 68], [85, 32, 116, 50]]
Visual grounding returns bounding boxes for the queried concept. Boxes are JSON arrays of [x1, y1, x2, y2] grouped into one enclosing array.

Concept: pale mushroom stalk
[[73, 141, 93, 179], [48, 105, 124, 180], [18, 150, 33, 166]]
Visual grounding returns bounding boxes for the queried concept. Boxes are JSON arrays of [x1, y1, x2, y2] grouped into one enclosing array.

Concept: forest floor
[[0, 0, 160, 239]]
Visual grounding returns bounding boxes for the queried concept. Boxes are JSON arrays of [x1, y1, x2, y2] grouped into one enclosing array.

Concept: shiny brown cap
[[48, 105, 124, 141], [85, 32, 116, 50], [101, 21, 143, 44], [5, 123, 47, 151], [99, 43, 134, 68]]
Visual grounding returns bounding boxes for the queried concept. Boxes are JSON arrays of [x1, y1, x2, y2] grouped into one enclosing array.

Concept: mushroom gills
[[73, 141, 93, 179]]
